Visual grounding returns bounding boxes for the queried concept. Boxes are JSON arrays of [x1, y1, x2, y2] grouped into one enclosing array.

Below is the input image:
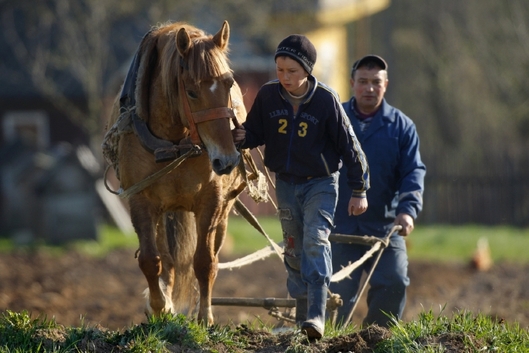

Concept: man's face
[[351, 67, 388, 114]]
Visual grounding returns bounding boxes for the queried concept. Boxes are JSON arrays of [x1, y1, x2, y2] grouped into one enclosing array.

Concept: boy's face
[[275, 56, 308, 95]]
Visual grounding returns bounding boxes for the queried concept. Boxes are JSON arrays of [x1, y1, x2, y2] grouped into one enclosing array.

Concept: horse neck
[[148, 88, 188, 143]]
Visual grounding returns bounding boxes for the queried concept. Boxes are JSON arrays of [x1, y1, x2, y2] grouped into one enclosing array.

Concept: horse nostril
[[212, 159, 233, 175], [212, 159, 222, 170]]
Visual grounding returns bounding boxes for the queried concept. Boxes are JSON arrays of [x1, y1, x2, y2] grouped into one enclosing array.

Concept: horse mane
[[134, 22, 232, 125]]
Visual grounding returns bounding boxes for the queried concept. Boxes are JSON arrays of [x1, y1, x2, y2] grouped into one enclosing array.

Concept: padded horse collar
[[119, 42, 183, 163]]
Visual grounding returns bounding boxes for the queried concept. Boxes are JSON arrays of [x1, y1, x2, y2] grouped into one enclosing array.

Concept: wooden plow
[[213, 204, 402, 326]]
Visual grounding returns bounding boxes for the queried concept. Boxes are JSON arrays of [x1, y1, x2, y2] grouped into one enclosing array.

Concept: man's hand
[[232, 126, 246, 144], [395, 213, 414, 236], [348, 196, 368, 216]]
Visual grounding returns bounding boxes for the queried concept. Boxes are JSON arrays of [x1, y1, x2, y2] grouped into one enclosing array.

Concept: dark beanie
[[275, 34, 317, 74]]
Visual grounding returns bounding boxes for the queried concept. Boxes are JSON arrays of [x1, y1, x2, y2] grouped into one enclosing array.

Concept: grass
[[407, 224, 529, 263], [227, 215, 529, 264], [378, 309, 529, 352], [0, 224, 137, 258], [1, 309, 528, 352], [2, 217, 529, 264], [0, 310, 242, 353], [226, 214, 283, 255]]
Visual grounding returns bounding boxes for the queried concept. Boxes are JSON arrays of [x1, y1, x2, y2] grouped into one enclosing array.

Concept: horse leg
[[129, 196, 170, 315], [154, 215, 176, 312], [168, 210, 199, 316], [194, 206, 231, 325]]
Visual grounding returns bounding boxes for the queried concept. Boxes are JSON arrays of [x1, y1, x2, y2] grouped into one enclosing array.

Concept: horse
[[102, 20, 248, 325]]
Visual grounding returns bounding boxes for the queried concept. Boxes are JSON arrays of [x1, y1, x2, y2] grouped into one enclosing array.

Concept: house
[[0, 141, 99, 244]]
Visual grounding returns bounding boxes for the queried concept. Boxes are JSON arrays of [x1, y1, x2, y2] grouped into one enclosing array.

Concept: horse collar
[[118, 49, 201, 163]]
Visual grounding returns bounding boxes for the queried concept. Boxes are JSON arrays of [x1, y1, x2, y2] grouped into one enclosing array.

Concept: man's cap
[[275, 34, 317, 74], [351, 55, 388, 76]]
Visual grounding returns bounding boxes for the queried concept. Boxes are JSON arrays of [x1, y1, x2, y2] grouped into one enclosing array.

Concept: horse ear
[[176, 27, 192, 57], [212, 20, 229, 50]]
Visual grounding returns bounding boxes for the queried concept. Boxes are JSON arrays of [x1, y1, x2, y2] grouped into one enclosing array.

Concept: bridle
[[177, 68, 240, 146]]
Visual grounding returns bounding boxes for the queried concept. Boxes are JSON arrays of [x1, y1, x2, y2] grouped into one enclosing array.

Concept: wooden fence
[[420, 175, 529, 226]]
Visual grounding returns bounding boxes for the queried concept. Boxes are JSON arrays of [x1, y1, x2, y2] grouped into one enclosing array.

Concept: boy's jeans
[[276, 172, 339, 299]]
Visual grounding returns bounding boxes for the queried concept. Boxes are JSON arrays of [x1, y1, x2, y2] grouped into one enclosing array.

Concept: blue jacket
[[242, 77, 370, 196], [334, 98, 426, 237]]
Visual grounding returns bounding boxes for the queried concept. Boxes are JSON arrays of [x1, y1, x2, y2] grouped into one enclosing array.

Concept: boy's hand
[[232, 126, 246, 143], [348, 196, 368, 216]]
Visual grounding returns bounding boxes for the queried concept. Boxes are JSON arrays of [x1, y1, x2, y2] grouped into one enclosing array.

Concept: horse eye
[[187, 90, 198, 99], [226, 77, 234, 88]]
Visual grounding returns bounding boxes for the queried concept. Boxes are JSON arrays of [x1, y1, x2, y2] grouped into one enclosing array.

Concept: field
[[1, 219, 529, 351]]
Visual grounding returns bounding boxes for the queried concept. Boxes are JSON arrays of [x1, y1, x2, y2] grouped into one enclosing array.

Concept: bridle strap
[[193, 107, 234, 124], [178, 75, 202, 145], [178, 71, 236, 145]]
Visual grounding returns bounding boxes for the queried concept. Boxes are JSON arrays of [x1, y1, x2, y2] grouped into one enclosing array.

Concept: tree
[[0, 0, 312, 156], [1, 0, 133, 148], [382, 0, 529, 174]]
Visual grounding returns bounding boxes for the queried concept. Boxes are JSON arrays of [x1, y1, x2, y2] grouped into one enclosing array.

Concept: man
[[329, 55, 426, 328]]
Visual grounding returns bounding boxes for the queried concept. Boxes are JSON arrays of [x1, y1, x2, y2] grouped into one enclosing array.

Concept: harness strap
[[119, 146, 202, 199], [178, 75, 202, 145], [192, 107, 234, 124]]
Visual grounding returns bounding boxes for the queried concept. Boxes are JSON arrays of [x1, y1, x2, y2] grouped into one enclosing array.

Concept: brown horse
[[102, 21, 247, 325]]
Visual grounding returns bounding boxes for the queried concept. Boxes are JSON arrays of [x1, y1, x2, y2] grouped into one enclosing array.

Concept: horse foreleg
[[194, 210, 230, 325], [193, 237, 216, 325], [130, 198, 169, 316], [154, 216, 176, 312]]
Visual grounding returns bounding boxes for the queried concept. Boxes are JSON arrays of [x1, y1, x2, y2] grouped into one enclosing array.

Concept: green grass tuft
[[378, 309, 529, 352], [1, 309, 529, 352]]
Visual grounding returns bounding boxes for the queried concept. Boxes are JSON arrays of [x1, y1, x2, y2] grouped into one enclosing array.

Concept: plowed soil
[[1, 246, 528, 351], [1, 247, 528, 330]]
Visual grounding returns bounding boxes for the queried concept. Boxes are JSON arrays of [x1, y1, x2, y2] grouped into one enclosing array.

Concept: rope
[[256, 147, 275, 190], [330, 242, 383, 283], [104, 146, 201, 198], [240, 149, 274, 206], [339, 225, 402, 327], [218, 242, 283, 270], [233, 199, 284, 260], [216, 151, 282, 269]]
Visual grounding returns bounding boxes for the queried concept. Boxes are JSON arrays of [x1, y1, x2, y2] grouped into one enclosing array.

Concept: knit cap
[[275, 34, 317, 74]]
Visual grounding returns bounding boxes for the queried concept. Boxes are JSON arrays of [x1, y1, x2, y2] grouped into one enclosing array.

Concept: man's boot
[[301, 285, 327, 339], [295, 298, 307, 326]]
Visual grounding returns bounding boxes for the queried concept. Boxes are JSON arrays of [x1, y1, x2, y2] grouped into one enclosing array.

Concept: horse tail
[[165, 210, 198, 315]]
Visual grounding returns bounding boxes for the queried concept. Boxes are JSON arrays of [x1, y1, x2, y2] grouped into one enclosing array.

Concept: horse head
[[174, 21, 241, 175], [134, 21, 242, 176]]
